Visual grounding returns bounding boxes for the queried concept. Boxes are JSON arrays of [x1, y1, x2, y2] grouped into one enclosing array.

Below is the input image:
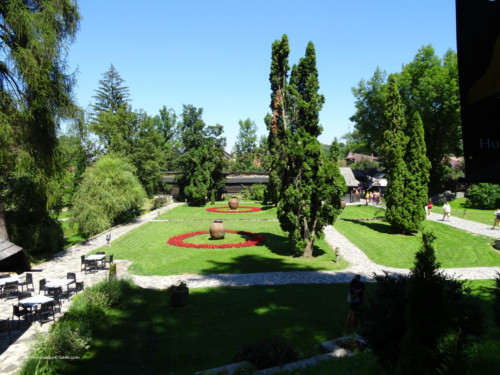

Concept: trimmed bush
[[465, 183, 500, 210], [233, 335, 298, 370]]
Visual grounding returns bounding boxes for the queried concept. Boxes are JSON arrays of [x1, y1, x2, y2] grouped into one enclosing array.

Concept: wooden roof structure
[[339, 167, 360, 187], [0, 239, 31, 274]]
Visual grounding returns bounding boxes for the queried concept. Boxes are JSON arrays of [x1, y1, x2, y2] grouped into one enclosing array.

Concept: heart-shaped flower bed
[[205, 206, 262, 213], [167, 230, 266, 248]]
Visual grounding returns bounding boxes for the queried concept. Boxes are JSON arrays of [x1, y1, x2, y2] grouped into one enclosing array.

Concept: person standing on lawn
[[346, 274, 365, 329], [442, 201, 451, 222]]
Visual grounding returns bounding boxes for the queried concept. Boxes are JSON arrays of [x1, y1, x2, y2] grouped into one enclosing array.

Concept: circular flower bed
[[167, 230, 266, 249], [205, 206, 261, 213]]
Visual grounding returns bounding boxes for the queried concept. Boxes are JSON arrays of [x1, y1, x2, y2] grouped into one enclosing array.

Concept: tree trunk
[[0, 200, 9, 241]]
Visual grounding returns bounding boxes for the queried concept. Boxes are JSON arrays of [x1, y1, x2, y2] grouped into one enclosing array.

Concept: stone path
[[1, 202, 499, 374]]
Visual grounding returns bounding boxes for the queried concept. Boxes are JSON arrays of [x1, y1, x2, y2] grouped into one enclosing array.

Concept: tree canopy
[[70, 155, 146, 237], [0, 0, 80, 248], [267, 35, 346, 257], [350, 45, 461, 193]]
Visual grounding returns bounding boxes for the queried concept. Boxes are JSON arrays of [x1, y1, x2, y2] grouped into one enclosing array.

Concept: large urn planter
[[210, 219, 225, 239], [341, 201, 346, 209], [228, 197, 239, 210]]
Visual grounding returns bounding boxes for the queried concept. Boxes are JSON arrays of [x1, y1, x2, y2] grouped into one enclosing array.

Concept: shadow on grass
[[61, 283, 354, 375], [201, 254, 325, 274], [260, 232, 326, 257], [340, 219, 419, 236]]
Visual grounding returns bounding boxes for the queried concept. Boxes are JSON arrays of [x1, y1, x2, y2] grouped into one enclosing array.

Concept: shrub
[[153, 197, 167, 209], [465, 183, 500, 209], [233, 335, 298, 370]]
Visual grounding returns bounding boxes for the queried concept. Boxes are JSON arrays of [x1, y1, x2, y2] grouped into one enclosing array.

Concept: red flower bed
[[167, 230, 266, 249], [205, 206, 262, 213]]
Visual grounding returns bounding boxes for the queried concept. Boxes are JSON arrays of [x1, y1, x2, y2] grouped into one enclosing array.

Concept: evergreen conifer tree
[[383, 75, 410, 233], [268, 37, 346, 257], [402, 112, 431, 231]]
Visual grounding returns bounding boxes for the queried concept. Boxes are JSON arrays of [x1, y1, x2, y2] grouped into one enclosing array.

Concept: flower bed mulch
[[167, 230, 266, 249], [205, 206, 262, 213]]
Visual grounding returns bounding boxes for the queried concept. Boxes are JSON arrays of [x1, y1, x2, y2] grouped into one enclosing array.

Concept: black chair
[[66, 272, 76, 295], [35, 301, 55, 325], [3, 281, 19, 301], [12, 304, 31, 329], [81, 255, 86, 272], [17, 291, 32, 301], [0, 318, 11, 344], [39, 278, 47, 294], [106, 254, 114, 267], [0, 274, 10, 278], [96, 251, 105, 255], [47, 286, 63, 298], [18, 273, 34, 292], [75, 281, 84, 293], [52, 288, 62, 313]]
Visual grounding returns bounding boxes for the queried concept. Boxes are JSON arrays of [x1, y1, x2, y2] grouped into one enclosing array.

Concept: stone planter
[[210, 219, 225, 239], [170, 288, 189, 308], [228, 197, 239, 210], [341, 201, 346, 209]]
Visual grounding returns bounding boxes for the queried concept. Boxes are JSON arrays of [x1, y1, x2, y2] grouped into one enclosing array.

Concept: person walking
[[442, 201, 451, 222], [427, 199, 433, 216], [492, 208, 500, 229], [346, 274, 365, 330]]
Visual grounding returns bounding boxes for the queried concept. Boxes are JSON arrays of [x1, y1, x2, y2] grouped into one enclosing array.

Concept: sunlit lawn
[[157, 201, 279, 220], [432, 197, 496, 226], [95, 217, 348, 276], [336, 205, 500, 269]]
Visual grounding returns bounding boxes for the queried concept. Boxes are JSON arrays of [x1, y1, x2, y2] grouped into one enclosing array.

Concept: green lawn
[[336, 205, 500, 269], [60, 283, 367, 375], [96, 218, 348, 276], [158, 202, 279, 220], [432, 197, 496, 226], [58, 280, 499, 375]]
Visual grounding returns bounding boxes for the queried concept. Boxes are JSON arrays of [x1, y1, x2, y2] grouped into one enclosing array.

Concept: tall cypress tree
[[383, 75, 410, 233], [402, 111, 431, 232], [265, 35, 290, 206], [273, 40, 346, 257]]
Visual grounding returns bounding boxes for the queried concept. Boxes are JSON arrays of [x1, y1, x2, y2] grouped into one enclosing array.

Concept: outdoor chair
[[75, 281, 84, 293], [66, 272, 76, 295], [35, 301, 55, 325], [12, 304, 31, 329], [39, 278, 47, 294], [47, 286, 63, 299], [0, 318, 11, 344], [52, 288, 62, 313], [17, 291, 32, 301], [80, 255, 86, 271], [0, 274, 10, 278], [106, 254, 114, 267], [18, 273, 34, 292], [3, 281, 19, 301], [96, 251, 105, 255]]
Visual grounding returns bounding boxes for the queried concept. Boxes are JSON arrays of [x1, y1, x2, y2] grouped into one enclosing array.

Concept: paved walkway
[[1, 202, 499, 374]]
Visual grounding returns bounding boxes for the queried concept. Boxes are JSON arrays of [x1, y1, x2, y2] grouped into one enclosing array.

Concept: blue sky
[[67, 0, 458, 151]]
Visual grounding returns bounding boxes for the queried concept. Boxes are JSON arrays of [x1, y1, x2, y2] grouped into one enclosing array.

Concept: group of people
[[364, 191, 380, 205], [425, 199, 451, 221]]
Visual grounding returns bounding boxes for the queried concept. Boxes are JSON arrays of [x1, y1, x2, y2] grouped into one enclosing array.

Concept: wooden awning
[[0, 239, 31, 274]]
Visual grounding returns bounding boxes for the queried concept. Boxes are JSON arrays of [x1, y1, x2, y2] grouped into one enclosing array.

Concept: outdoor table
[[18, 295, 55, 325], [85, 254, 106, 270], [0, 276, 19, 287], [46, 278, 75, 295], [19, 294, 53, 307]]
